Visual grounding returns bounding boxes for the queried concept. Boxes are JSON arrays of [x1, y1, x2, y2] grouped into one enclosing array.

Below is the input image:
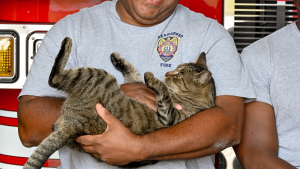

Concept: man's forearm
[[235, 151, 297, 169], [140, 96, 244, 161], [234, 101, 297, 169], [18, 95, 65, 147], [260, 156, 296, 169], [145, 146, 218, 161]]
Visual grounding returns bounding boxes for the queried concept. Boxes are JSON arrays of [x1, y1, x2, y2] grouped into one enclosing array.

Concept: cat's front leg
[[144, 72, 178, 126], [110, 52, 143, 83]]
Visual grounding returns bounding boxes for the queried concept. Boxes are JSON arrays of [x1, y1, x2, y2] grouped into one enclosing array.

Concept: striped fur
[[24, 37, 215, 169]]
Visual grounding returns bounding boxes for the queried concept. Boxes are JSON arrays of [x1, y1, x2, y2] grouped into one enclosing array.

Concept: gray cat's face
[[164, 63, 212, 94]]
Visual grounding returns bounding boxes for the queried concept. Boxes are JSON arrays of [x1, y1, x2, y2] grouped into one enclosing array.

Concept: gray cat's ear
[[194, 70, 212, 85], [196, 52, 207, 68]]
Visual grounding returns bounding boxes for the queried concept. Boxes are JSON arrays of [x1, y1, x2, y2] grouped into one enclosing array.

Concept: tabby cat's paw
[[144, 72, 158, 89], [62, 37, 72, 50], [110, 52, 126, 71], [144, 72, 154, 82]]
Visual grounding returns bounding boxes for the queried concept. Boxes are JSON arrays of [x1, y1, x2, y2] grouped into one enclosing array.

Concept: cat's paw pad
[[110, 52, 125, 70]]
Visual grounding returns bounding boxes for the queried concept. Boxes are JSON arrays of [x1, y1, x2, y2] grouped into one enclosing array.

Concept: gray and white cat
[[23, 37, 216, 169]]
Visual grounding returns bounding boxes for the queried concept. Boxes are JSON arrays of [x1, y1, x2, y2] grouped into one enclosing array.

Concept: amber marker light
[[0, 37, 14, 78]]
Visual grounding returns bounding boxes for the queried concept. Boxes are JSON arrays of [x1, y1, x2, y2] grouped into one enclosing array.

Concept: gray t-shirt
[[241, 22, 300, 168], [19, 1, 255, 169]]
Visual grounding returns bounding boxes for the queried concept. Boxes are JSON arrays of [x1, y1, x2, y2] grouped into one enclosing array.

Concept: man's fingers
[[144, 95, 157, 112], [81, 145, 98, 154], [75, 136, 100, 154], [75, 135, 97, 145], [174, 103, 183, 110], [142, 87, 156, 100]]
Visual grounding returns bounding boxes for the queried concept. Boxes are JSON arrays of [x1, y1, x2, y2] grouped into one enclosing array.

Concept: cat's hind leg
[[49, 37, 72, 88], [144, 72, 179, 126], [110, 52, 143, 83]]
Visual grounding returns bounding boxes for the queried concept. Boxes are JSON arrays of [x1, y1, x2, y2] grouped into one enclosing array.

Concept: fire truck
[[0, 0, 297, 168]]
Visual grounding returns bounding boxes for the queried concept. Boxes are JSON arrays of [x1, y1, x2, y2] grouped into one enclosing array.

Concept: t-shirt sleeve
[[202, 21, 256, 99], [240, 47, 272, 105], [18, 17, 77, 100]]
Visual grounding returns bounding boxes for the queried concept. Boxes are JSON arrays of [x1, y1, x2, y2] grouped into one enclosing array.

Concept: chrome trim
[[26, 31, 47, 75]]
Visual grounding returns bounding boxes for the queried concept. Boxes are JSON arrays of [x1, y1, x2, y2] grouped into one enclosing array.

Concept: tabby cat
[[23, 37, 216, 169]]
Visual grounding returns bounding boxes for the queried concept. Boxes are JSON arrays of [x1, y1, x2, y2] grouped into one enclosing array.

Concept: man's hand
[[76, 104, 144, 166], [120, 83, 157, 111], [120, 83, 182, 111], [76, 84, 183, 165]]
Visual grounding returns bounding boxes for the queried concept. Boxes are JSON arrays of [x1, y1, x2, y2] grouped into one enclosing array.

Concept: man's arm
[[233, 101, 296, 169], [141, 95, 244, 160], [17, 95, 64, 147], [76, 84, 245, 165]]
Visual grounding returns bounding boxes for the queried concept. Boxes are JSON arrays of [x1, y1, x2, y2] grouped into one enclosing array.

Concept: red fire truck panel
[[0, 0, 223, 24]]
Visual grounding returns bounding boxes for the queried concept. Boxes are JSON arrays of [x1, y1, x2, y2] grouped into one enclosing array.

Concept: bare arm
[[17, 95, 64, 147], [141, 95, 243, 160], [233, 101, 296, 169], [77, 84, 244, 165]]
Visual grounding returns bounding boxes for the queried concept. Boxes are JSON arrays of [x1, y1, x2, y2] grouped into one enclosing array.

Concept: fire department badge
[[157, 36, 179, 62]]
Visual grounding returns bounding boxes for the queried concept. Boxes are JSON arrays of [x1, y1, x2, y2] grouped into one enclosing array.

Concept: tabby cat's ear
[[194, 70, 212, 85], [196, 52, 207, 68]]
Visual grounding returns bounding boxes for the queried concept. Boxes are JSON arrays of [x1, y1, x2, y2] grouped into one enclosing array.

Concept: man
[[234, 0, 300, 168], [18, 0, 255, 168]]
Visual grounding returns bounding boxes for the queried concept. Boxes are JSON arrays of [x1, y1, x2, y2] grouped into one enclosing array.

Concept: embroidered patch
[[157, 36, 179, 62]]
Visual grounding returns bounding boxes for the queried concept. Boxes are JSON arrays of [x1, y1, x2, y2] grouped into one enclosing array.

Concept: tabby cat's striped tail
[[48, 37, 72, 88], [23, 129, 70, 169]]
